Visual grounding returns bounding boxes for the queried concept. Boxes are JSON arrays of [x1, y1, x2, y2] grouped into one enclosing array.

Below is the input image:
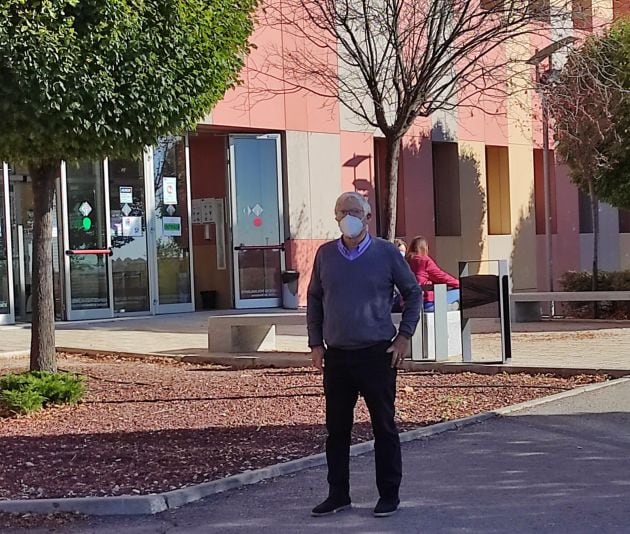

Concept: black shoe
[[373, 497, 400, 517], [311, 496, 351, 517]]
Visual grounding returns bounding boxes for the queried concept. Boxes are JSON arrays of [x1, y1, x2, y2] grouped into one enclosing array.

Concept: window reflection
[[0, 171, 9, 314], [66, 161, 110, 310], [154, 137, 191, 305], [109, 159, 150, 312]]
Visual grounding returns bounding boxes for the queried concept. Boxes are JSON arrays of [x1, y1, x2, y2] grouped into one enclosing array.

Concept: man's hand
[[310, 345, 325, 372], [386, 335, 410, 368]]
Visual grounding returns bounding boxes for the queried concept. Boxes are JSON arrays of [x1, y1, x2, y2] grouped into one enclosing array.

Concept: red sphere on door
[[253, 217, 263, 227]]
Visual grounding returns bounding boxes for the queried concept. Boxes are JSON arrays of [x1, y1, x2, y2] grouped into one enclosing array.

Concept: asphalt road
[[15, 379, 630, 534]]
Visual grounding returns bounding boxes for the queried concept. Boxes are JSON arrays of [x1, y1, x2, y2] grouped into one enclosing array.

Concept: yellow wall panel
[[592, 0, 613, 23], [509, 145, 537, 290], [458, 141, 489, 273], [487, 146, 511, 235], [435, 236, 464, 276]]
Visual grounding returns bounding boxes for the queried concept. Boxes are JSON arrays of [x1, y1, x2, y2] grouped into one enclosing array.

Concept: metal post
[[497, 260, 512, 363], [433, 284, 449, 361], [17, 225, 26, 319], [540, 61, 555, 317], [459, 262, 472, 363]]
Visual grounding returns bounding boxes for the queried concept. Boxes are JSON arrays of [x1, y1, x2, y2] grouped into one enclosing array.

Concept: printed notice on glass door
[[122, 216, 143, 237], [119, 186, 133, 204], [162, 216, 182, 237], [163, 177, 178, 205]]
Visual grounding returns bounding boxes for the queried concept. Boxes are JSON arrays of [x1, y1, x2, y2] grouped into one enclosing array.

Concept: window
[[572, 0, 593, 31], [432, 142, 462, 236], [533, 149, 558, 234], [578, 189, 593, 234], [486, 146, 511, 235], [613, 0, 630, 20], [481, 0, 504, 11], [619, 209, 630, 233], [528, 0, 551, 22]]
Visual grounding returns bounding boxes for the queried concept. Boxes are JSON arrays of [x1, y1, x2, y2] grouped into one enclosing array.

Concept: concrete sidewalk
[[24, 378, 630, 534], [2, 311, 630, 371]]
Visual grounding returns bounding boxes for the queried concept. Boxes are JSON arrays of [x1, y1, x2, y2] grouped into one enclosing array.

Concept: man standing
[[307, 192, 421, 518]]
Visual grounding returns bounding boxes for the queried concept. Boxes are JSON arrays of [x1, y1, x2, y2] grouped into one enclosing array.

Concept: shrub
[[560, 270, 630, 319], [0, 372, 34, 391], [0, 371, 85, 416], [28, 371, 85, 405], [1, 389, 45, 415]]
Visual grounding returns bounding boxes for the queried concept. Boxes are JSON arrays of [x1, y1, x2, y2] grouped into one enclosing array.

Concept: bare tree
[[258, 0, 574, 239], [542, 33, 625, 295]]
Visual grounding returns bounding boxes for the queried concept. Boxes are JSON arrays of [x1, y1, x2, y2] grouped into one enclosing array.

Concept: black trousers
[[323, 341, 401, 500]]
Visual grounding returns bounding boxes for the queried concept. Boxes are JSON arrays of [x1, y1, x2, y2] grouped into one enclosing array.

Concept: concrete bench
[[208, 312, 306, 353], [511, 291, 630, 322], [208, 305, 462, 362]]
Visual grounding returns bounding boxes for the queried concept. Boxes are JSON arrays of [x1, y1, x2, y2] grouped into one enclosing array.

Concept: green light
[[82, 217, 92, 231]]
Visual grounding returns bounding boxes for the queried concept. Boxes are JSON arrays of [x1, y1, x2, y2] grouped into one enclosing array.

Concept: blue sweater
[[307, 237, 421, 349]]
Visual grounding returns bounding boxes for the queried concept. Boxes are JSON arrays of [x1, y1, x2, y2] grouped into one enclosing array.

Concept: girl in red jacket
[[406, 236, 460, 312]]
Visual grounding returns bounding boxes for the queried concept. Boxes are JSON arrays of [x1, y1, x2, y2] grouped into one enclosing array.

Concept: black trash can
[[200, 290, 217, 310], [281, 270, 300, 309]]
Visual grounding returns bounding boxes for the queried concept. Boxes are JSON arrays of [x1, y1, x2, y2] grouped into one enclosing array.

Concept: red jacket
[[407, 254, 459, 303]]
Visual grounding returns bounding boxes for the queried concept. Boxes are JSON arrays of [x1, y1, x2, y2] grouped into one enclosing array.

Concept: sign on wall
[[191, 197, 226, 270]]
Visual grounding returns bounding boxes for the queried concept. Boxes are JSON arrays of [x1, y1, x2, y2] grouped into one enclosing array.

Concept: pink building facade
[[185, 2, 630, 310], [1, 2, 629, 324]]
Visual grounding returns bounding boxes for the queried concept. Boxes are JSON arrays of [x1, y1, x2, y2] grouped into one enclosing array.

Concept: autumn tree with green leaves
[[0, 0, 255, 371], [543, 22, 629, 292], [594, 19, 630, 211]]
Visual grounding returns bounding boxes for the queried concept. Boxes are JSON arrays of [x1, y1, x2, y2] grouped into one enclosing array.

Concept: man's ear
[[366, 213, 372, 221]]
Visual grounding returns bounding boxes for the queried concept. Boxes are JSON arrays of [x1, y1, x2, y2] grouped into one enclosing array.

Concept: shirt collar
[[337, 233, 372, 260]]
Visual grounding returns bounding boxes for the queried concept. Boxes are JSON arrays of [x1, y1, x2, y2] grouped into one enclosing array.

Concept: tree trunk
[[588, 180, 599, 318], [29, 162, 58, 372], [384, 136, 402, 241]]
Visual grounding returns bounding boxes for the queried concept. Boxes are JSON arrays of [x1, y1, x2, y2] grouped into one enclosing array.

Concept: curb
[[0, 495, 168, 516], [56, 347, 185, 362], [52, 348, 630, 377], [0, 351, 29, 360], [492, 375, 630, 415], [403, 362, 630, 379], [0, 376, 627, 517]]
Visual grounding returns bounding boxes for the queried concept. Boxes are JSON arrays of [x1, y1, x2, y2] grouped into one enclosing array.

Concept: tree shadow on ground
[[19, 411, 630, 534], [0, 422, 366, 500]]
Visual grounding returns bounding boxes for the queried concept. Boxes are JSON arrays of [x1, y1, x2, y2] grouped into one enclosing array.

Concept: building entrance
[[229, 134, 285, 309], [0, 137, 194, 324]]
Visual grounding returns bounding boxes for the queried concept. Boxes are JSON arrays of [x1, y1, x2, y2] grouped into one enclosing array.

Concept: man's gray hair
[[335, 191, 371, 216]]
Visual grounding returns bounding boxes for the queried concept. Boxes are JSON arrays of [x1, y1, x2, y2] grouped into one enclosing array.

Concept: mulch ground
[[0, 353, 605, 502]]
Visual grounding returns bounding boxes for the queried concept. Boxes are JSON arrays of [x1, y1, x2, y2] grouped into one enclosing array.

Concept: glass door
[[108, 158, 151, 314], [151, 137, 194, 313], [229, 134, 285, 308], [63, 161, 113, 320], [0, 163, 14, 324]]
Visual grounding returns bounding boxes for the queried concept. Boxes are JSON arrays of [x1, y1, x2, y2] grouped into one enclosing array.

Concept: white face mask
[[339, 214, 365, 239]]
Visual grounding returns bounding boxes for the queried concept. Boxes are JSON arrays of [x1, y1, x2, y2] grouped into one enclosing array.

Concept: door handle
[[234, 244, 285, 251], [65, 249, 113, 256]]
